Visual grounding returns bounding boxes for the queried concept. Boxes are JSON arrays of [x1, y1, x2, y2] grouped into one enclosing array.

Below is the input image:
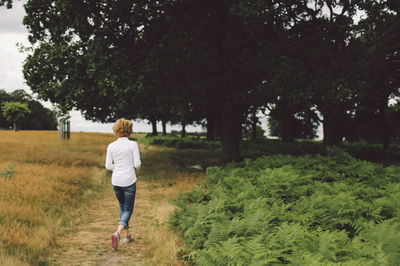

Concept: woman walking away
[[105, 119, 141, 251]]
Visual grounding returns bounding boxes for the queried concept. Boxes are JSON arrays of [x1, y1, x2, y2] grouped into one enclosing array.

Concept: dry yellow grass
[[0, 130, 206, 265], [0, 130, 117, 265], [139, 173, 203, 266]]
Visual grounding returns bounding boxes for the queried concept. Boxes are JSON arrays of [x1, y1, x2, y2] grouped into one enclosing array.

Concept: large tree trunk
[[181, 123, 186, 138], [206, 112, 217, 141], [379, 102, 389, 149], [221, 105, 242, 162], [13, 121, 18, 131], [151, 119, 158, 136], [251, 112, 258, 141], [322, 110, 342, 146], [162, 120, 167, 136], [207, 106, 222, 140], [281, 115, 294, 142], [216, 114, 222, 140]]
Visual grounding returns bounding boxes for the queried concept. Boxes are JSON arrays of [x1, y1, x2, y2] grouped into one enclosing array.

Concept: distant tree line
[[0, 89, 58, 130], [2, 0, 399, 161]]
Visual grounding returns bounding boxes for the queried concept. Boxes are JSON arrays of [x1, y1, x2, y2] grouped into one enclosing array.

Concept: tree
[[10, 90, 58, 130], [0, 0, 13, 8], [0, 89, 13, 128], [0, 89, 57, 130], [0, 90, 57, 130], [2, 102, 31, 131], [21, 0, 279, 162], [17, 0, 400, 161], [355, 2, 400, 148], [275, 0, 364, 146], [268, 110, 320, 141], [262, 54, 315, 142]]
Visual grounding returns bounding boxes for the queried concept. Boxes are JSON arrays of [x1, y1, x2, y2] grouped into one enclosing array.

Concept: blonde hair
[[113, 119, 133, 137]]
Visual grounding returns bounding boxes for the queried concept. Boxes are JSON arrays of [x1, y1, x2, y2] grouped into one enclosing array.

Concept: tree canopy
[[0, 89, 58, 130], [6, 0, 398, 161], [2, 101, 31, 131]]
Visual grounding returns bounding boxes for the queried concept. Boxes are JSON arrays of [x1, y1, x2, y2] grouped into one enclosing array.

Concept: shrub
[[170, 148, 400, 265], [139, 135, 220, 149]]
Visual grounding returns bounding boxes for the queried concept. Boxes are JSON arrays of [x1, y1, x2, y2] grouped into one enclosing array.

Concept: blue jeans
[[112, 182, 136, 230]]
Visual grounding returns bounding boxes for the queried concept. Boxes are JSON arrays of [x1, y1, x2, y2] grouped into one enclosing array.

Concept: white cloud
[[0, 1, 27, 34], [67, 110, 113, 133], [0, 32, 30, 92]]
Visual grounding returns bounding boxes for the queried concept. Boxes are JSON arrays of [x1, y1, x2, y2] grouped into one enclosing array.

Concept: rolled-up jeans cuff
[[119, 221, 129, 230]]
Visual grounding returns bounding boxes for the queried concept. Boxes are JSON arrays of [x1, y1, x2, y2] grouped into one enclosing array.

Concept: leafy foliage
[[139, 135, 220, 150], [268, 110, 320, 140], [1, 101, 31, 130], [140, 135, 400, 166], [0, 163, 14, 179], [170, 148, 400, 265], [0, 89, 57, 130], [242, 125, 266, 141], [16, 0, 400, 160]]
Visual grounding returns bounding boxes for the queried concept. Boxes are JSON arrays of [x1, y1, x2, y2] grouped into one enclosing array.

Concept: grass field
[[0, 131, 118, 265], [5, 131, 397, 265], [0, 130, 206, 265]]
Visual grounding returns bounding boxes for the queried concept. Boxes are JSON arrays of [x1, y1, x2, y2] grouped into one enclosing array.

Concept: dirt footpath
[[50, 171, 202, 266]]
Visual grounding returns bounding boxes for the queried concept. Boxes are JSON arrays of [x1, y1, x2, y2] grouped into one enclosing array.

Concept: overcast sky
[[0, 1, 315, 138]]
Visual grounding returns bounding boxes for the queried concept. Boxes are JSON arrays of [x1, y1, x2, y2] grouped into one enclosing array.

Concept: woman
[[105, 119, 141, 251]]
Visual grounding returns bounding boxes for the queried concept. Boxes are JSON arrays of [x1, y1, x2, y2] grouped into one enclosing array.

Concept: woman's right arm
[[105, 146, 115, 171], [133, 142, 141, 170]]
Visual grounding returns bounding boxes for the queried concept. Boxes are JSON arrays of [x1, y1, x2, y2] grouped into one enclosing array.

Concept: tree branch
[[326, 1, 334, 22]]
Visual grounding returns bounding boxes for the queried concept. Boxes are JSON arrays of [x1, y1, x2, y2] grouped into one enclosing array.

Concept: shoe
[[111, 232, 120, 250], [124, 235, 132, 243]]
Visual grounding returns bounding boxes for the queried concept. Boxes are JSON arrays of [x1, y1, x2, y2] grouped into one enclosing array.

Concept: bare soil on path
[[50, 145, 204, 266]]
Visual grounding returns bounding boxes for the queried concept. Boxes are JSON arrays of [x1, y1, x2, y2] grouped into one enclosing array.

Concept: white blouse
[[105, 137, 141, 187]]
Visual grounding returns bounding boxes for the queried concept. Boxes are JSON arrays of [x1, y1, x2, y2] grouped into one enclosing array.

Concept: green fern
[[170, 151, 400, 265]]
